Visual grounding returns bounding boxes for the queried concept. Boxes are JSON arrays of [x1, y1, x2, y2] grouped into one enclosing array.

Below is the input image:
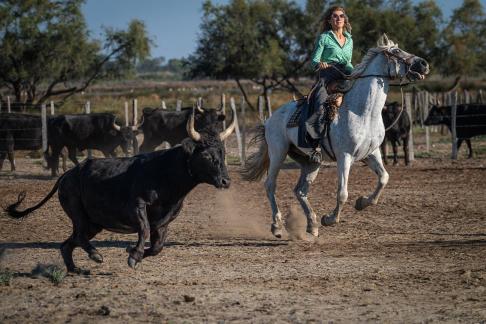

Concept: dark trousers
[[305, 64, 348, 141]]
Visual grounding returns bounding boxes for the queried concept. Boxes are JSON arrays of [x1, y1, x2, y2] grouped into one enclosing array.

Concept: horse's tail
[[240, 125, 269, 181], [5, 173, 66, 219]]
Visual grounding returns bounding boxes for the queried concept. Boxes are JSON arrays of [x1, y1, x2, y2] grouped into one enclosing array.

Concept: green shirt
[[311, 30, 353, 73]]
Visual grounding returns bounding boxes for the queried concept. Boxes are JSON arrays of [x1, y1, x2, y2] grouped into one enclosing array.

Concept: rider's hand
[[319, 62, 329, 69]]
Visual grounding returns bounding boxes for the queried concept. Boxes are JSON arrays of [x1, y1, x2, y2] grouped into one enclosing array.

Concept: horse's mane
[[349, 36, 397, 78]]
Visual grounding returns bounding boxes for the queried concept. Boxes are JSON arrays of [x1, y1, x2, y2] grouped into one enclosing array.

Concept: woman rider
[[306, 5, 353, 163]]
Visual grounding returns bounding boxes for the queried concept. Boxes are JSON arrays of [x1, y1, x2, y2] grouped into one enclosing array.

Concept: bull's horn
[[112, 122, 121, 131], [136, 115, 145, 129], [196, 100, 204, 113], [186, 107, 202, 142], [219, 108, 236, 141]]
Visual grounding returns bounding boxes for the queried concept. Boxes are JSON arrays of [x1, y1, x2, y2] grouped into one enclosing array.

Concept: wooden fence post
[[50, 101, 55, 115], [85, 101, 92, 159], [230, 97, 243, 166], [124, 101, 129, 126], [176, 100, 182, 112], [41, 104, 47, 153], [405, 93, 415, 161], [240, 97, 246, 165], [258, 96, 264, 123], [161, 100, 167, 109], [451, 92, 458, 160], [132, 98, 139, 155], [7, 96, 11, 113], [221, 93, 226, 130], [424, 92, 430, 152], [266, 92, 272, 117]]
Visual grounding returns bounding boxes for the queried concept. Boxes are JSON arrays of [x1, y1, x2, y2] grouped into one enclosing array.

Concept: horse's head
[[376, 34, 430, 82]]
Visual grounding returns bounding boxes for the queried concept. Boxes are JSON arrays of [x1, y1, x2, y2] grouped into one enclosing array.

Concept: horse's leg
[[355, 148, 389, 211], [293, 159, 320, 237], [264, 143, 288, 238], [381, 140, 388, 165], [322, 153, 352, 226]]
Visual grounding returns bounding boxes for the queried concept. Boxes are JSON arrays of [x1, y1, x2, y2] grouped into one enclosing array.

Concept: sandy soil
[[0, 156, 485, 323]]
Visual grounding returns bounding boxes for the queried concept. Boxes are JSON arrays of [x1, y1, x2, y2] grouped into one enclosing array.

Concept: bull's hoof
[[306, 224, 319, 237], [89, 252, 103, 263], [69, 267, 91, 275], [128, 256, 139, 269], [271, 223, 283, 238], [321, 214, 338, 226], [355, 196, 370, 211]]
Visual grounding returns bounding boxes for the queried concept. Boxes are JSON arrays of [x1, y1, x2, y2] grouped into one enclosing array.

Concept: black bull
[[6, 110, 236, 272], [138, 106, 225, 153], [424, 103, 486, 158], [46, 113, 136, 176], [380, 102, 411, 165]]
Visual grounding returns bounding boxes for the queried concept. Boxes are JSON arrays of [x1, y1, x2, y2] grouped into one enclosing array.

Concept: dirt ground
[[0, 155, 485, 323]]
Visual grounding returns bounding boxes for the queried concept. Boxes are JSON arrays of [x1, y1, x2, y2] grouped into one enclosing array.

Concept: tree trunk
[[235, 78, 255, 111]]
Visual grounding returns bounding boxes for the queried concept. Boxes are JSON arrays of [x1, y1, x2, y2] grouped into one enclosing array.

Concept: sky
[[82, 0, 483, 61]]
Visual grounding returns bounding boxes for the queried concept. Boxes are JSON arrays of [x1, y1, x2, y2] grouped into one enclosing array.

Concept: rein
[[384, 87, 405, 132]]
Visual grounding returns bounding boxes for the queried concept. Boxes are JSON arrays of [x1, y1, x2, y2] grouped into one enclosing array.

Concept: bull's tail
[[240, 125, 269, 181], [5, 173, 66, 219]]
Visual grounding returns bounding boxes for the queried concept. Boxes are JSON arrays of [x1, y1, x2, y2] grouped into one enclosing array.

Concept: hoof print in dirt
[[97, 305, 110, 316], [183, 295, 196, 303]]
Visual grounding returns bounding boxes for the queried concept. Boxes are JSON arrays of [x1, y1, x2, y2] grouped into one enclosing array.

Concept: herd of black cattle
[[381, 102, 486, 164], [1, 101, 485, 175], [0, 105, 226, 176]]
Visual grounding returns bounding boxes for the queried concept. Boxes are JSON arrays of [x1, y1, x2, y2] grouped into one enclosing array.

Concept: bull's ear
[[181, 138, 196, 155]]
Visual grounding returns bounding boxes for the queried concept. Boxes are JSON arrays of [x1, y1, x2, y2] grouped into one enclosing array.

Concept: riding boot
[[309, 139, 322, 164]]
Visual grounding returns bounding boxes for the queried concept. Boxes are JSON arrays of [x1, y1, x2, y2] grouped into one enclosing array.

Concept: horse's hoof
[[322, 215, 337, 226], [271, 223, 283, 238], [89, 252, 103, 263], [128, 256, 139, 269], [306, 224, 319, 237], [355, 196, 369, 211]]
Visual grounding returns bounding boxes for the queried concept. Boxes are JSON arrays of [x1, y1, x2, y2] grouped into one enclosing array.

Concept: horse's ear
[[377, 33, 390, 47]]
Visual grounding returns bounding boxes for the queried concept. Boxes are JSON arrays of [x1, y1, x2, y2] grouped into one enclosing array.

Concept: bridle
[[323, 46, 418, 83]]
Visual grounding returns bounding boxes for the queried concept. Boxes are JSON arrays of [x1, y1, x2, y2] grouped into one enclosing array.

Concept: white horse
[[241, 34, 429, 238]]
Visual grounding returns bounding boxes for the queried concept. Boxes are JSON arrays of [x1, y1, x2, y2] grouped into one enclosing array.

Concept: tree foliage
[[0, 0, 152, 106], [187, 0, 321, 109], [189, 0, 484, 106], [440, 0, 486, 76]]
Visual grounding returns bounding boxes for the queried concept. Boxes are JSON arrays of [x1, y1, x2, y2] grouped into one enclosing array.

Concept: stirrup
[[309, 147, 322, 164]]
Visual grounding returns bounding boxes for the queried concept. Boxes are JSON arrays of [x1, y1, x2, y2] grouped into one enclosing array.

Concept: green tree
[[440, 0, 486, 76], [187, 0, 315, 110], [0, 0, 152, 106]]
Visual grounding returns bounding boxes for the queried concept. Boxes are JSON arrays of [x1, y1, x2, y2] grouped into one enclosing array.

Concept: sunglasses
[[332, 14, 345, 19]]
